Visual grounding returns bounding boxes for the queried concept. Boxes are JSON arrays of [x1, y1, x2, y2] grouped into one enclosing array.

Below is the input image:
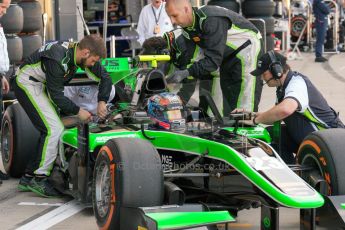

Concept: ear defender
[[268, 51, 284, 79]]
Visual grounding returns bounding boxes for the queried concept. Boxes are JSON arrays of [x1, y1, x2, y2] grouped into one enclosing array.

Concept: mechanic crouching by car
[[14, 35, 112, 197], [235, 51, 345, 164], [165, 0, 263, 113]]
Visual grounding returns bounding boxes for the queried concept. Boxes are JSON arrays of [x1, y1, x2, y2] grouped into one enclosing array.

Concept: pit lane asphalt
[[0, 52, 344, 230]]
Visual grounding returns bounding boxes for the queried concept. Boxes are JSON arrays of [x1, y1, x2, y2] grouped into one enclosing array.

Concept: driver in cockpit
[[147, 92, 186, 133], [146, 92, 212, 133]]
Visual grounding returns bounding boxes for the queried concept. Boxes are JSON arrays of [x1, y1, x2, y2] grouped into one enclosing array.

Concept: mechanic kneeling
[[236, 51, 345, 164]]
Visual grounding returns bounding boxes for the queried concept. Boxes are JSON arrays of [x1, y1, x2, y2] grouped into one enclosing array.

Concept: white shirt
[[0, 26, 9, 76], [136, 2, 173, 45], [284, 75, 309, 113], [64, 85, 116, 115]]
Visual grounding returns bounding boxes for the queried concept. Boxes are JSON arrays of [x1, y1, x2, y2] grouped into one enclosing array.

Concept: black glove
[[166, 69, 190, 83]]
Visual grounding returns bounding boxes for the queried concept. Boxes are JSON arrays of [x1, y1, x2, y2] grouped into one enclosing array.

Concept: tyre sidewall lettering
[[298, 140, 333, 195]]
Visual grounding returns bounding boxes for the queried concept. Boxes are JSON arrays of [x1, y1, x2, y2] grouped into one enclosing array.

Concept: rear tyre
[[297, 128, 345, 195], [92, 138, 163, 229], [1, 103, 39, 177]]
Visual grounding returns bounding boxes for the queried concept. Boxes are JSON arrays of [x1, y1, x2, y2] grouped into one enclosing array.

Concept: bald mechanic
[[142, 30, 213, 111], [15, 35, 112, 197], [165, 0, 263, 114]]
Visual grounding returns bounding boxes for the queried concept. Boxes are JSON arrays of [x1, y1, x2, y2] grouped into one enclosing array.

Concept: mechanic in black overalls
[[165, 0, 263, 114], [142, 29, 213, 112], [14, 35, 112, 197], [248, 51, 344, 163]]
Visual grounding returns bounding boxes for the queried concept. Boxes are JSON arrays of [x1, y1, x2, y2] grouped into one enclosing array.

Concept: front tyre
[[92, 138, 163, 230], [297, 128, 345, 195]]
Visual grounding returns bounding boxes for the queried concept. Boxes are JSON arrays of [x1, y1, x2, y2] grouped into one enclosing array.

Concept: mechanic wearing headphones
[[165, 0, 263, 113], [240, 51, 344, 164], [14, 35, 112, 197]]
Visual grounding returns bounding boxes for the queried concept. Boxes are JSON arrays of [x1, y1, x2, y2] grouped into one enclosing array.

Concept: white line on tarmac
[[18, 202, 64, 207], [0, 147, 6, 174], [16, 199, 86, 230]]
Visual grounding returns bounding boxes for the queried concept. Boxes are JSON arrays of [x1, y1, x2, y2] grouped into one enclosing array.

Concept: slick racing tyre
[[1, 103, 39, 177], [207, 0, 240, 13], [297, 128, 345, 195], [6, 35, 23, 63], [18, 1, 43, 33], [242, 0, 275, 17], [0, 4, 23, 34], [20, 34, 42, 59], [92, 138, 163, 229]]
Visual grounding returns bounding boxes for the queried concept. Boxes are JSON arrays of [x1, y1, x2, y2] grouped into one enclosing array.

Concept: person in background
[[136, 0, 173, 45], [0, 0, 11, 183], [313, 0, 331, 62], [14, 35, 112, 197], [108, 1, 125, 23], [165, 0, 263, 114], [235, 51, 344, 164]]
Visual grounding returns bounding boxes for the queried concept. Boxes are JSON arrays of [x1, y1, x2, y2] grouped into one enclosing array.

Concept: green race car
[[1, 55, 345, 230]]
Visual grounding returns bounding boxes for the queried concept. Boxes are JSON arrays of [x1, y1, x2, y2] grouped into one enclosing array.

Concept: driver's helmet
[[147, 92, 186, 132]]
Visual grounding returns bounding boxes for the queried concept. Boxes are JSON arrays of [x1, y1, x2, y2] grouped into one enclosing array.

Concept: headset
[[268, 50, 284, 79]]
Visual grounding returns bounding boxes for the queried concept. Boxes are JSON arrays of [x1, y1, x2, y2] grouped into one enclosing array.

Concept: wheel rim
[[291, 19, 306, 37], [300, 153, 325, 192], [95, 159, 111, 218], [1, 120, 12, 171]]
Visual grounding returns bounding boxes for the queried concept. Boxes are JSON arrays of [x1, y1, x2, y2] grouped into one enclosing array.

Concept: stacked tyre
[[207, 0, 240, 13], [0, 1, 43, 177], [242, 0, 276, 52], [0, 4, 23, 119], [0, 0, 43, 63], [18, 0, 43, 59], [0, 4, 24, 64]]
